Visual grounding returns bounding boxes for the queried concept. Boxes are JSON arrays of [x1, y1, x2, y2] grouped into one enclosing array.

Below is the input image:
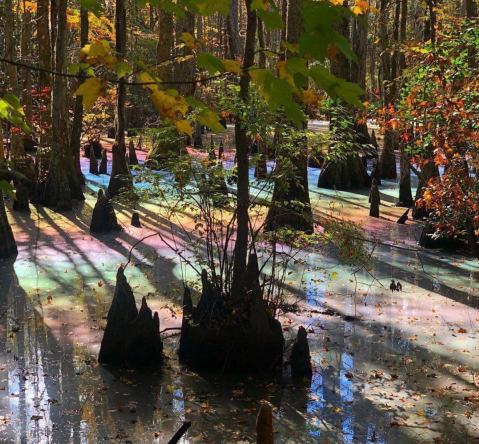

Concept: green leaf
[[67, 63, 80, 75], [159, 0, 186, 17], [256, 9, 284, 30], [183, 0, 230, 16], [0, 94, 30, 133], [300, 1, 357, 62], [249, 69, 305, 126], [197, 108, 226, 133], [79, 0, 104, 17], [115, 60, 132, 79], [310, 65, 364, 108], [197, 53, 225, 75], [0, 180, 16, 199]]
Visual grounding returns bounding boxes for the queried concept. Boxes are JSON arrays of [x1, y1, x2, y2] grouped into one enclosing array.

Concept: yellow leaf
[[180, 32, 204, 50], [174, 119, 192, 137], [222, 60, 243, 74], [332, 272, 338, 279], [75, 77, 107, 111]]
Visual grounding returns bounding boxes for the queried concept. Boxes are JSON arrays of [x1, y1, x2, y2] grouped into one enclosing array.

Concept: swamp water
[[1, 136, 478, 444]]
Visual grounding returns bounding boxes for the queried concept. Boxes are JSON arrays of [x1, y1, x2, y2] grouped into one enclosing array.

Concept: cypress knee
[[90, 189, 120, 233], [99, 266, 138, 365], [90, 152, 99, 175], [369, 178, 380, 218], [99, 149, 108, 175], [128, 139, 138, 166], [256, 402, 274, 444], [290, 326, 313, 379]]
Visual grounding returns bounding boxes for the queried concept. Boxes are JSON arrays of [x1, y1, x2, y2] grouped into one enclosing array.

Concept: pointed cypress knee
[[290, 326, 312, 379], [99, 149, 108, 175], [122, 297, 163, 368], [90, 189, 120, 233], [0, 192, 18, 259], [256, 402, 274, 444], [128, 139, 139, 166], [99, 267, 139, 365], [218, 140, 224, 159]]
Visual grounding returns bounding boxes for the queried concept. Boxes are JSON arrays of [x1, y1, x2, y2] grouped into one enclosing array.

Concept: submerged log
[[99, 149, 108, 175], [290, 326, 312, 379], [369, 179, 380, 218], [99, 267, 163, 367], [128, 139, 139, 166], [99, 267, 139, 365], [256, 402, 274, 444], [0, 192, 18, 259], [90, 189, 120, 233]]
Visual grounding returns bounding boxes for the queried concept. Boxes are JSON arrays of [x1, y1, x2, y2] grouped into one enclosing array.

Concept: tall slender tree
[[231, 0, 257, 301], [108, 0, 132, 197], [70, 7, 89, 185]]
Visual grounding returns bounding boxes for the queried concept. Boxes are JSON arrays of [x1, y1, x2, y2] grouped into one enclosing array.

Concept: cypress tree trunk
[[229, 0, 240, 57], [397, 0, 413, 205], [397, 143, 413, 207], [21, 6, 33, 131], [379, 0, 398, 179], [156, 6, 173, 82], [351, 13, 370, 144], [41, 0, 84, 209], [317, 1, 370, 192], [264, 0, 313, 234], [108, 0, 132, 198], [37, 0, 52, 154], [5, 0, 27, 161], [231, 0, 256, 301], [70, 7, 89, 186]]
